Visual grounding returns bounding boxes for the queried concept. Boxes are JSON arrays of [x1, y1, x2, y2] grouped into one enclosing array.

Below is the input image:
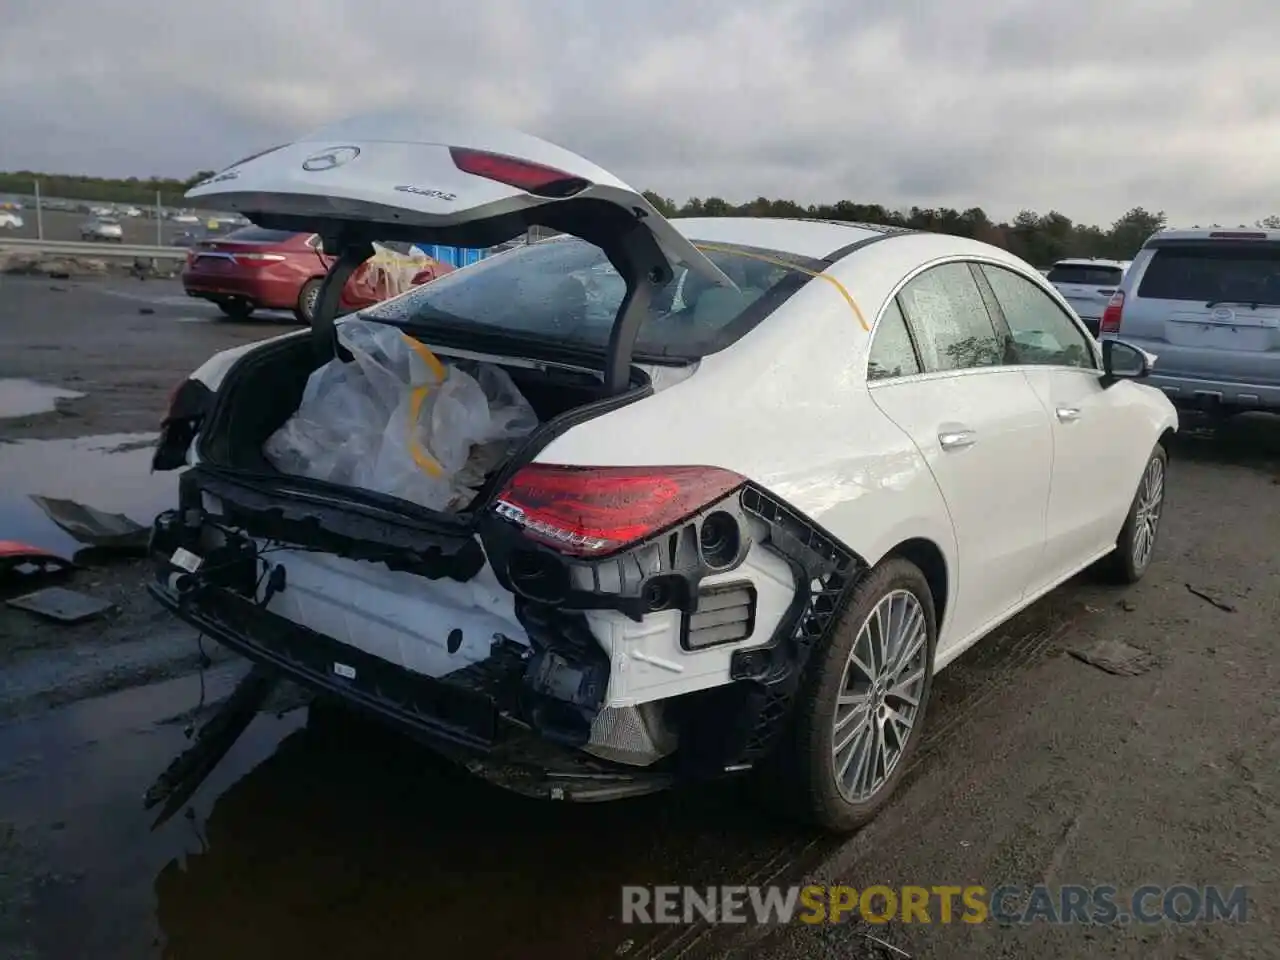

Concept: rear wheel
[[217, 300, 254, 321], [1096, 444, 1167, 584], [777, 558, 937, 834], [295, 279, 323, 325]]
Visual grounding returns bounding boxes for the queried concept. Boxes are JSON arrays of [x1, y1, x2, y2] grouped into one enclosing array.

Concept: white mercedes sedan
[[147, 114, 1177, 833]]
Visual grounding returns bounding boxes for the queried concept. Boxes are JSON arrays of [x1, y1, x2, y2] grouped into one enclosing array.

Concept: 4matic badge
[[301, 146, 361, 171], [192, 170, 239, 189], [394, 184, 458, 202]]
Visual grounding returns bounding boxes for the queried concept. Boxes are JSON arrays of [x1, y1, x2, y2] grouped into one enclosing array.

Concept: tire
[[1095, 444, 1167, 585], [217, 300, 254, 321], [295, 278, 323, 325], [777, 557, 938, 834]]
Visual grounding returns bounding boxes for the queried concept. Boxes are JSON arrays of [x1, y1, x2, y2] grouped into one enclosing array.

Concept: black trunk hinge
[[313, 234, 375, 364], [602, 222, 674, 396]]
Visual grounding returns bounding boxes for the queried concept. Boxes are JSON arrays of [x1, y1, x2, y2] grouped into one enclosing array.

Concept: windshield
[[1047, 264, 1124, 286], [1137, 243, 1280, 304], [359, 236, 821, 359]]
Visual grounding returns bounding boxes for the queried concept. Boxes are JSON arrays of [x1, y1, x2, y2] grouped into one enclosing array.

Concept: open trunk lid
[[186, 113, 734, 290], [172, 113, 745, 577], [187, 112, 736, 396]]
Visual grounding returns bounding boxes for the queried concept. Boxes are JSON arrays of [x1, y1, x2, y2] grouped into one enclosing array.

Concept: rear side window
[[1047, 264, 1124, 286], [1137, 243, 1280, 304], [898, 262, 1006, 372], [867, 300, 921, 381]]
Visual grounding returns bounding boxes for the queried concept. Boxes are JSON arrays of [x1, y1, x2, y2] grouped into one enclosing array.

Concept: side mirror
[[1101, 339, 1155, 384]]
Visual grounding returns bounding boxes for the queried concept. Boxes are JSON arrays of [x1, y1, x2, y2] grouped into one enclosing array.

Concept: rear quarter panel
[[535, 254, 958, 592]]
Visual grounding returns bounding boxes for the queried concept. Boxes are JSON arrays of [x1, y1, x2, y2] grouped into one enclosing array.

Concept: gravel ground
[[0, 276, 1277, 959]]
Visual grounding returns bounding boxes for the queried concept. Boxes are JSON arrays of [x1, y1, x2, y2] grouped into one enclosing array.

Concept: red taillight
[[231, 252, 287, 267], [493, 464, 745, 557], [1100, 290, 1125, 334], [449, 147, 589, 198]]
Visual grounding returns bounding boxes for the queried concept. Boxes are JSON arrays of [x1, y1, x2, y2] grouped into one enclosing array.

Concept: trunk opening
[[196, 328, 653, 522]]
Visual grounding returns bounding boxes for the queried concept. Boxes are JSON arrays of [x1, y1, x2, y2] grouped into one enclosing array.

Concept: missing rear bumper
[[148, 579, 675, 801]]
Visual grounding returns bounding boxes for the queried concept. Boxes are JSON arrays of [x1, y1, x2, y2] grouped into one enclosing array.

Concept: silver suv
[[1100, 228, 1280, 414], [1046, 258, 1129, 336]]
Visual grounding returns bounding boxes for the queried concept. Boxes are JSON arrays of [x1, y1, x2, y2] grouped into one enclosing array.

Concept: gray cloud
[[1, 0, 1278, 226]]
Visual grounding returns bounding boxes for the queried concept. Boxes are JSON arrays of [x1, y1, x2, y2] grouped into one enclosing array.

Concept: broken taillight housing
[[449, 147, 590, 199], [493, 464, 746, 558]]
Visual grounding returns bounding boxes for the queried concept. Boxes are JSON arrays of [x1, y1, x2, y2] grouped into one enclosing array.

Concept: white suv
[[1099, 227, 1280, 414], [1046, 258, 1129, 336]]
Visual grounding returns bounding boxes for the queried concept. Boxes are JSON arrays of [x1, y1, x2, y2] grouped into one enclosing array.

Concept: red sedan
[[181, 227, 453, 322]]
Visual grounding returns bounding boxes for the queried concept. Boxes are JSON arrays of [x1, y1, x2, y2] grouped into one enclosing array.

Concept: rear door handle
[[1055, 406, 1081, 423], [938, 427, 977, 451]]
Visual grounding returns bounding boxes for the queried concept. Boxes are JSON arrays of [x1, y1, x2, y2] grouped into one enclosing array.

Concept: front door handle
[[938, 427, 977, 451], [1055, 406, 1081, 423]]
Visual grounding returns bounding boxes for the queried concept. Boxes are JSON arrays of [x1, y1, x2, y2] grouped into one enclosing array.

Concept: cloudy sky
[[2, 0, 1278, 227]]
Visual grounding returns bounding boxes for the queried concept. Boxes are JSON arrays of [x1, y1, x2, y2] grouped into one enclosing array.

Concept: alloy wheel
[[830, 589, 928, 803], [1132, 456, 1165, 570], [303, 285, 320, 321]]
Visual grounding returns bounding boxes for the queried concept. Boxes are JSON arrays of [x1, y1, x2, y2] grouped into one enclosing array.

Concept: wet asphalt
[[0, 275, 1276, 959]]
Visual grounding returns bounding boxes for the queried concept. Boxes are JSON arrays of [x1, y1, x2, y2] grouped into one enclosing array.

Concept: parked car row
[[179, 226, 455, 321]]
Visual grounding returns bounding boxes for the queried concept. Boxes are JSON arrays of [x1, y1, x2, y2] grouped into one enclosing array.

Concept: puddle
[[0, 379, 85, 420], [0, 433, 176, 561], [0, 672, 806, 960]]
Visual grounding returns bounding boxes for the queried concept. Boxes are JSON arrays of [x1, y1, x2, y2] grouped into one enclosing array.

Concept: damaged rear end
[[147, 114, 860, 799]]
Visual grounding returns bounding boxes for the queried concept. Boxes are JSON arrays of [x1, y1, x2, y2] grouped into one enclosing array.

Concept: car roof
[[670, 216, 915, 261], [1051, 257, 1129, 269], [1145, 227, 1280, 245]]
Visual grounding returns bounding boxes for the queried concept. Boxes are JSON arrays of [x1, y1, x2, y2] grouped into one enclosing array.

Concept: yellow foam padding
[[399, 333, 448, 477]]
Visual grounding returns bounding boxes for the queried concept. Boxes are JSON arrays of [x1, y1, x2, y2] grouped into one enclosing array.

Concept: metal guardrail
[[0, 237, 190, 260]]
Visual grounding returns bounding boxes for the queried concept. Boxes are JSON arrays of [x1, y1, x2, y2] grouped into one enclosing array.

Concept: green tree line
[[3, 168, 1274, 265], [644, 193, 1280, 265], [0, 170, 217, 209]]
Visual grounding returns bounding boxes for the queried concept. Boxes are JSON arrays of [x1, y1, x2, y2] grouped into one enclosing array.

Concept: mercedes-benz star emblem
[[301, 146, 361, 172]]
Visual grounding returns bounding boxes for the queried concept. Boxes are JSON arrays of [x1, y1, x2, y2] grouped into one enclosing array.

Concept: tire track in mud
[[635, 594, 1089, 960]]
